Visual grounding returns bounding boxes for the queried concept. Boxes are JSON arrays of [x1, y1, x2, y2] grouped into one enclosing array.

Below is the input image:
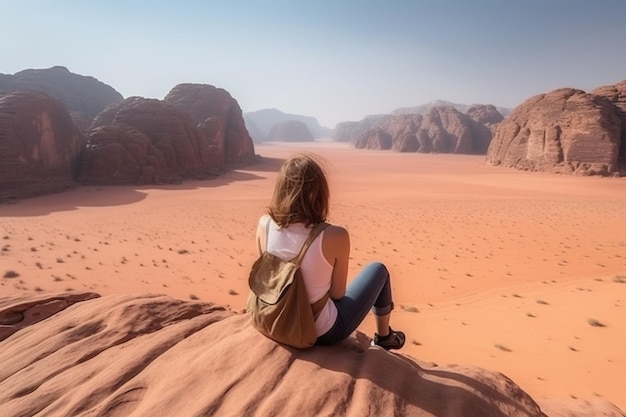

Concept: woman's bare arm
[[322, 224, 350, 300]]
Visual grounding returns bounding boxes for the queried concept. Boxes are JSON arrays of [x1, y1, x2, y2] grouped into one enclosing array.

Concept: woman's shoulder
[[321, 222, 350, 259], [322, 222, 349, 241], [258, 214, 271, 227]]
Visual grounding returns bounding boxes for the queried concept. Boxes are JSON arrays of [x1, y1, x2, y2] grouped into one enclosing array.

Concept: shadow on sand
[[0, 155, 285, 217]]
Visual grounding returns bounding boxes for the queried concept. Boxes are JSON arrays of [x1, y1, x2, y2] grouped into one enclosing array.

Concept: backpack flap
[[248, 252, 299, 305]]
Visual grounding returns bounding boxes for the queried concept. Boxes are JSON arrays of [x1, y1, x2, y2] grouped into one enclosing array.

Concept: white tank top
[[265, 217, 338, 336]]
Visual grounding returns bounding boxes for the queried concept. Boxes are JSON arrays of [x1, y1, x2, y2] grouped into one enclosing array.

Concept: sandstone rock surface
[[0, 91, 84, 201], [353, 128, 393, 150], [354, 107, 495, 154], [78, 97, 221, 185], [486, 88, 622, 176], [332, 114, 391, 142], [466, 104, 505, 127], [466, 104, 505, 154], [0, 66, 123, 126], [1, 292, 623, 417], [164, 83, 255, 167], [591, 80, 626, 171], [0, 292, 99, 341], [266, 120, 314, 142], [392, 100, 513, 119]]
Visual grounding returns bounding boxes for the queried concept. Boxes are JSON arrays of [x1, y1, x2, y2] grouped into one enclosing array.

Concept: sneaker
[[373, 326, 406, 350]]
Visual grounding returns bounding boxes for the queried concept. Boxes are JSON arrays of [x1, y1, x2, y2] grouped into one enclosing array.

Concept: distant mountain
[[266, 120, 314, 142], [243, 108, 332, 142], [392, 100, 512, 118]]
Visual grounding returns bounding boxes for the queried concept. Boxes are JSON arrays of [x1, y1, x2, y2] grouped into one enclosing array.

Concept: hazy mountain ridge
[[392, 99, 513, 118], [243, 108, 332, 142]]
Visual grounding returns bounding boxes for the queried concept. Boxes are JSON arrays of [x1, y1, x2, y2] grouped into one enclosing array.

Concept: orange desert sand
[[1, 141, 625, 413]]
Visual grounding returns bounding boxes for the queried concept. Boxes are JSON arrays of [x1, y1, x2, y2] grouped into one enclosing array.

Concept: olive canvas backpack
[[247, 220, 329, 348]]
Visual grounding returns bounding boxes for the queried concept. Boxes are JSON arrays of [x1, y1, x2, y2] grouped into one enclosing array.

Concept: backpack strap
[[292, 222, 329, 265], [264, 216, 271, 248]]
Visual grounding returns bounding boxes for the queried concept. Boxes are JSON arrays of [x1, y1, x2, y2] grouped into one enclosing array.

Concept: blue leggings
[[316, 261, 394, 345]]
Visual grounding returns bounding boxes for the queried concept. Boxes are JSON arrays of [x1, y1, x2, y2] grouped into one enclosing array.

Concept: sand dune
[[1, 142, 625, 414]]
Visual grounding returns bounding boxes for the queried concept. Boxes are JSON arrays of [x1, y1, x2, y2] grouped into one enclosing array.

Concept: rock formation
[[466, 104, 505, 154], [413, 106, 475, 153], [466, 104, 506, 127], [363, 114, 423, 151], [164, 83, 255, 167], [332, 114, 391, 142], [78, 97, 222, 185], [591, 80, 626, 171], [354, 107, 496, 154], [0, 68, 258, 195], [1, 292, 623, 417], [353, 128, 393, 150], [486, 88, 622, 176], [392, 100, 513, 119], [0, 91, 84, 201], [0, 66, 123, 128], [266, 120, 314, 142]]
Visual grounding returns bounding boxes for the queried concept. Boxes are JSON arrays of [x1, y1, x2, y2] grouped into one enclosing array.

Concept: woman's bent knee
[[364, 261, 389, 277]]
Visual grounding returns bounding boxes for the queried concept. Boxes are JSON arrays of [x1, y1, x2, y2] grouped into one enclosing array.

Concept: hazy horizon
[[3, 1, 626, 127]]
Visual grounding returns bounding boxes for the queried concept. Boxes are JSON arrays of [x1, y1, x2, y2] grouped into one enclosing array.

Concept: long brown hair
[[268, 152, 330, 227]]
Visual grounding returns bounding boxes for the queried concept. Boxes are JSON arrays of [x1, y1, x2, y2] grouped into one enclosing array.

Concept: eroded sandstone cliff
[[0, 91, 83, 200], [486, 88, 622, 176]]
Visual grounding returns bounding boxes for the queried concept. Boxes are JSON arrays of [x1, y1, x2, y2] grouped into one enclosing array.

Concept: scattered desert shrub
[[613, 275, 626, 284], [3, 270, 19, 278], [228, 289, 239, 296], [494, 343, 512, 352], [587, 318, 606, 327], [189, 294, 199, 300]]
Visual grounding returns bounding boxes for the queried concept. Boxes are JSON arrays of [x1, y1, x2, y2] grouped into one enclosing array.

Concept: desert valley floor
[[1, 141, 625, 411]]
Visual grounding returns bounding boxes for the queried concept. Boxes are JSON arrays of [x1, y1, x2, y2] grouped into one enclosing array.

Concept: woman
[[255, 152, 405, 350]]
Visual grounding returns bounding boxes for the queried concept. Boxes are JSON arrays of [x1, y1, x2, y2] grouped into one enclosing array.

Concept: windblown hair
[[268, 152, 330, 228]]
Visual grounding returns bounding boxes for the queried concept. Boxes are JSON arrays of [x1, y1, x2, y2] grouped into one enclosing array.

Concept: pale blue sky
[[2, 1, 626, 127]]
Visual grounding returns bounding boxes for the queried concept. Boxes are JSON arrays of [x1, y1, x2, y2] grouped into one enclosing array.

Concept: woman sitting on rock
[[254, 152, 405, 349]]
